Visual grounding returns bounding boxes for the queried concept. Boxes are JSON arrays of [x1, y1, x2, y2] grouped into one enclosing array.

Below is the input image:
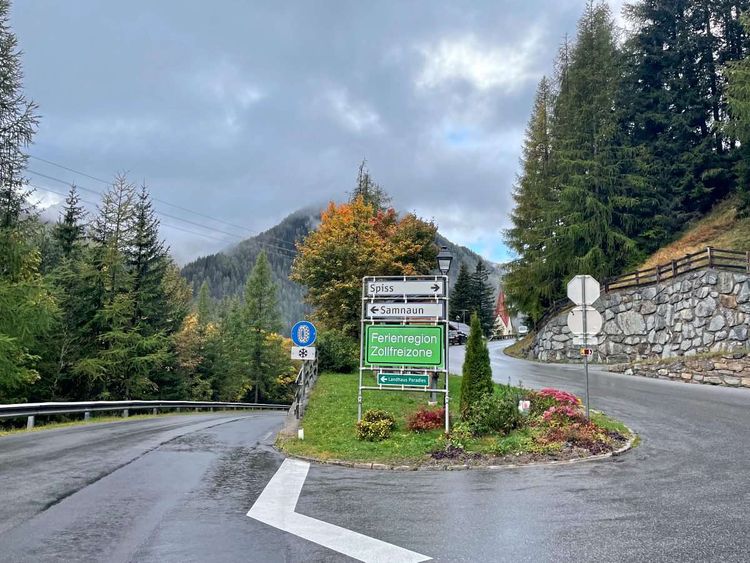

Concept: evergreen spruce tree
[[128, 184, 169, 334], [450, 262, 472, 323], [459, 312, 493, 417], [350, 159, 391, 210], [726, 13, 750, 213], [504, 76, 559, 321], [470, 260, 496, 336], [619, 0, 749, 232], [42, 190, 89, 398], [0, 0, 37, 230], [53, 185, 87, 259], [0, 0, 55, 400], [243, 250, 282, 403], [552, 2, 639, 283], [73, 175, 173, 399], [197, 280, 212, 326], [90, 174, 137, 305]]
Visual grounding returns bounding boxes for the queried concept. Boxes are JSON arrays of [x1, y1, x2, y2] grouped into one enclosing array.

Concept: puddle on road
[[183, 448, 281, 516]]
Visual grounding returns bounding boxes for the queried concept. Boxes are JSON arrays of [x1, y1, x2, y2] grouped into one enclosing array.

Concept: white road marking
[[247, 459, 431, 563]]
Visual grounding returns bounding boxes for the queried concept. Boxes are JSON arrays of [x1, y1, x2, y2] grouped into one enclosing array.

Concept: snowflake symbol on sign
[[298, 348, 308, 358]]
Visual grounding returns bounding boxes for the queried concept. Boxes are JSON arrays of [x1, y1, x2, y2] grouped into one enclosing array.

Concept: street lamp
[[435, 246, 452, 433], [437, 246, 453, 276]]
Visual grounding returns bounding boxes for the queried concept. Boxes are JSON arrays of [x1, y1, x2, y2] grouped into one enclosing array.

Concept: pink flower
[[539, 388, 582, 407]]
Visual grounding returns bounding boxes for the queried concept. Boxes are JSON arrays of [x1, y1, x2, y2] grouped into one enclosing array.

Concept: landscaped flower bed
[[423, 385, 630, 467], [277, 372, 633, 468]]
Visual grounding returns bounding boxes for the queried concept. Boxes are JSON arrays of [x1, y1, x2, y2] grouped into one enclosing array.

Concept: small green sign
[[377, 373, 430, 386], [364, 325, 444, 368]]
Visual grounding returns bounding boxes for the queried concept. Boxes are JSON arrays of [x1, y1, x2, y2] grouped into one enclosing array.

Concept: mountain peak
[[181, 205, 502, 331]]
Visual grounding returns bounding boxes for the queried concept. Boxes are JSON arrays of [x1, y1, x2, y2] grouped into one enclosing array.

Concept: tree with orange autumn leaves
[[291, 196, 438, 337]]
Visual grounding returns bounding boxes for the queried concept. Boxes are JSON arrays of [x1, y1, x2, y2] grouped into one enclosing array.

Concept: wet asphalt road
[[1, 344, 750, 562]]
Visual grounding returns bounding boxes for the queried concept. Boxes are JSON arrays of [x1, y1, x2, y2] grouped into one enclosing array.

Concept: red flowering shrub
[[541, 422, 610, 454], [407, 406, 445, 432], [538, 388, 581, 407], [527, 388, 582, 418], [541, 405, 586, 426]]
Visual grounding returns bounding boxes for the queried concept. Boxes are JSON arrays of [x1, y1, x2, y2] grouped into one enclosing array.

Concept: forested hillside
[[505, 1, 750, 324], [181, 207, 317, 331], [0, 1, 299, 405], [181, 207, 502, 332]]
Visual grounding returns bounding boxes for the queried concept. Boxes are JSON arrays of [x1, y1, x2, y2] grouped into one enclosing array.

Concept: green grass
[[503, 334, 535, 359], [590, 411, 629, 435], [278, 372, 634, 465], [279, 371, 461, 463]]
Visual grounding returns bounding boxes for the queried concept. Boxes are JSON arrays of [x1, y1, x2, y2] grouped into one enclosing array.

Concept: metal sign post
[[582, 281, 590, 419], [359, 275, 450, 432], [566, 275, 602, 419]]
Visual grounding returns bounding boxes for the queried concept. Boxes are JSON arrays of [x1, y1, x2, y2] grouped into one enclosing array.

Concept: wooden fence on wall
[[533, 247, 750, 329], [602, 247, 750, 292]]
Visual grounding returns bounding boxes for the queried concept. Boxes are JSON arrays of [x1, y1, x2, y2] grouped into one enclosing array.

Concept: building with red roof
[[493, 290, 514, 337]]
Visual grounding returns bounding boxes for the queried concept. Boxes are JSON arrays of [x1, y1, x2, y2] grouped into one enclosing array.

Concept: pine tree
[[504, 76, 559, 321], [243, 250, 282, 403], [129, 184, 169, 334], [619, 0, 750, 231], [459, 312, 493, 417], [71, 175, 177, 400], [53, 185, 87, 259], [44, 188, 91, 398], [553, 2, 639, 282], [0, 0, 55, 400], [450, 262, 472, 323], [0, 231, 56, 401], [90, 174, 137, 305], [350, 159, 391, 210], [197, 280, 212, 326], [470, 260, 496, 336], [726, 13, 750, 213], [0, 0, 37, 230]]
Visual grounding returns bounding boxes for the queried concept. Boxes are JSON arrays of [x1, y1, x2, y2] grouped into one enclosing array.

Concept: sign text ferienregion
[[364, 325, 444, 369]]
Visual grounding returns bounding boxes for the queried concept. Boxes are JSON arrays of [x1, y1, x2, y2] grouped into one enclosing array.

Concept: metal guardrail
[[0, 400, 291, 430], [292, 360, 319, 420]]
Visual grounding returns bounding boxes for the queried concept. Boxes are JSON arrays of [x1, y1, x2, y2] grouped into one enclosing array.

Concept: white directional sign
[[566, 306, 603, 336], [567, 275, 601, 306], [366, 302, 445, 319], [291, 346, 316, 360], [365, 279, 445, 298]]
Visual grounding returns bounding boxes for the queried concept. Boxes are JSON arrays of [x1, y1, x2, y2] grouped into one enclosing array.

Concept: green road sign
[[377, 373, 430, 386], [364, 325, 444, 368]]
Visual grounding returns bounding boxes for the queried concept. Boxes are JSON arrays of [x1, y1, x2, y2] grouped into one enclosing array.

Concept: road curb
[[280, 425, 638, 472]]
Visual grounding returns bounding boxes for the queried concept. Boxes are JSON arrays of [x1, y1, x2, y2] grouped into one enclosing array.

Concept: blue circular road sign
[[291, 321, 317, 346]]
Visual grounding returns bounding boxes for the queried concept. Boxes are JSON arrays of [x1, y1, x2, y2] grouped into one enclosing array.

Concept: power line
[[29, 183, 298, 259], [27, 154, 300, 251], [26, 169, 299, 258]]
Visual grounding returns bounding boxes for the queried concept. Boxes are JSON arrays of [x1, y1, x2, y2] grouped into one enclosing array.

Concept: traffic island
[[276, 372, 635, 470]]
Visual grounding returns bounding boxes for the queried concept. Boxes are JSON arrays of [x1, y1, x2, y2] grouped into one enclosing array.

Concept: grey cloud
[[13, 0, 596, 264]]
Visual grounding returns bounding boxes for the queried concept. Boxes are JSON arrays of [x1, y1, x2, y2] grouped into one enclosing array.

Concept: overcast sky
[[13, 0, 626, 264]]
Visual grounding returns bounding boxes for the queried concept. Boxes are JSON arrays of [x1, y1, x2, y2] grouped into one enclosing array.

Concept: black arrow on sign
[[431, 284, 440, 292], [370, 306, 380, 314]]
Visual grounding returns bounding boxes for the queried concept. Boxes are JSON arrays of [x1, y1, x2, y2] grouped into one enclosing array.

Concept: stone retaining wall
[[530, 268, 750, 363], [609, 351, 750, 388]]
